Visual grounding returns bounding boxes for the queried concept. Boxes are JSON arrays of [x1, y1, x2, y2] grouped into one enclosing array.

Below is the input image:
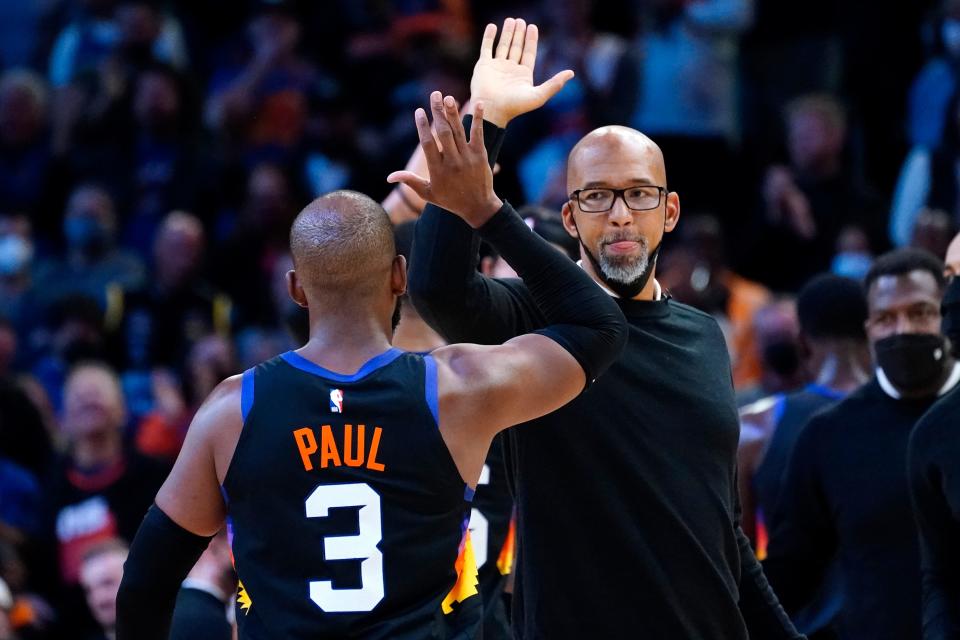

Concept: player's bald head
[[289, 190, 396, 299], [566, 126, 666, 193]]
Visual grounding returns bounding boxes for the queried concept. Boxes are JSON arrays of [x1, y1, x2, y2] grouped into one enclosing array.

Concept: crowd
[[0, 0, 958, 638]]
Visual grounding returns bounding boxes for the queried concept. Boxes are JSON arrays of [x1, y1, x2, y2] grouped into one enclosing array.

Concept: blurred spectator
[[0, 576, 12, 640], [112, 211, 230, 372], [0, 317, 53, 478], [169, 531, 234, 640], [660, 213, 772, 390], [737, 298, 805, 405], [205, 0, 336, 160], [630, 0, 752, 213], [891, 101, 960, 247], [907, 0, 960, 150], [0, 456, 41, 544], [910, 207, 956, 259], [478, 205, 579, 279], [77, 539, 127, 640], [212, 162, 297, 325], [830, 225, 874, 280], [35, 363, 166, 634], [33, 184, 146, 313], [48, 0, 186, 89], [0, 215, 44, 352], [752, 94, 886, 290], [0, 69, 62, 225]]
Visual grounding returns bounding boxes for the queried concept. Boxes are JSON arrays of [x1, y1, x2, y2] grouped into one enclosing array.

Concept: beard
[[596, 232, 651, 284]]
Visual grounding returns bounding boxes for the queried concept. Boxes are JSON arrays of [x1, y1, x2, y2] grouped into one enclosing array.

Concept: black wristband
[[463, 114, 504, 169]]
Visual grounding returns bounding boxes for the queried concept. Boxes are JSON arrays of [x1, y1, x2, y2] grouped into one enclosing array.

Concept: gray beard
[[598, 236, 650, 284]]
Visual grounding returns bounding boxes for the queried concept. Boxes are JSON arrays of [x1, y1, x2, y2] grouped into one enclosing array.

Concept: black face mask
[[875, 333, 949, 393], [942, 277, 960, 356], [579, 239, 662, 299]]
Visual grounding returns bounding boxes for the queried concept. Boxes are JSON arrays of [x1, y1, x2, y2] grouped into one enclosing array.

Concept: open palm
[[470, 19, 574, 127]]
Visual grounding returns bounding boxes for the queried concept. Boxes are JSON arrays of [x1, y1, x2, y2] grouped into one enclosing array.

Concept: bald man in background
[[404, 18, 801, 638]]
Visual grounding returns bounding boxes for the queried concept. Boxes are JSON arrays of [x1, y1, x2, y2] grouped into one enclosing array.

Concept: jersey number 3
[[305, 483, 384, 612]]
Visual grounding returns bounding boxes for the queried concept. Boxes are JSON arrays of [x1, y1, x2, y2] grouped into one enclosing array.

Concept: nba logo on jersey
[[329, 389, 344, 413]]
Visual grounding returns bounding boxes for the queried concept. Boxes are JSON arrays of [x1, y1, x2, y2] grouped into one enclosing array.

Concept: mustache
[[600, 232, 646, 247]]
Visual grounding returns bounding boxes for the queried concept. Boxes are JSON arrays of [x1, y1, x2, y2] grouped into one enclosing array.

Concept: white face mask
[[0, 234, 33, 276], [943, 19, 960, 57]]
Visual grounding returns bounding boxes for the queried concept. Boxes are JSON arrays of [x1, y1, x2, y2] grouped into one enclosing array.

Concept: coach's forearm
[[478, 202, 628, 383], [117, 505, 212, 640]]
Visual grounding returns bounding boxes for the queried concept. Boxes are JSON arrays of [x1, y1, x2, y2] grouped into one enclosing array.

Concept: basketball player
[[114, 102, 628, 638]]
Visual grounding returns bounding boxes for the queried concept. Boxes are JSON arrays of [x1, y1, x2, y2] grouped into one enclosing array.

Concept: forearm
[[478, 202, 628, 383], [116, 505, 212, 640], [409, 117, 542, 344]]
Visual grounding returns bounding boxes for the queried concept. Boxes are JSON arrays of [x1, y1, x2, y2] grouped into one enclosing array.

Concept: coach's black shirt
[[410, 202, 799, 639], [908, 386, 960, 639], [765, 377, 954, 640]]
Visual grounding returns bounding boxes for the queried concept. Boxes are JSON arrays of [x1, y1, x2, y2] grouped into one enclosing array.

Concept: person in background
[[737, 298, 806, 405], [765, 248, 959, 640], [739, 274, 870, 639], [910, 207, 956, 260], [78, 540, 127, 640], [478, 205, 579, 280]]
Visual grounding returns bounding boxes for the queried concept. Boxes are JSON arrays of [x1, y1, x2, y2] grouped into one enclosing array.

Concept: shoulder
[[188, 374, 244, 444]]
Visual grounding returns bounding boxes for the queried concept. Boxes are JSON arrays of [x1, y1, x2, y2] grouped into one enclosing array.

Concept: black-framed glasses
[[568, 186, 666, 213]]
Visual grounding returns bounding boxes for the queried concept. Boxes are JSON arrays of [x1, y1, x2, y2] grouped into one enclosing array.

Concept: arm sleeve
[[408, 118, 546, 345], [116, 505, 212, 640], [908, 419, 960, 640], [477, 202, 628, 384], [733, 467, 805, 638], [762, 418, 837, 616]]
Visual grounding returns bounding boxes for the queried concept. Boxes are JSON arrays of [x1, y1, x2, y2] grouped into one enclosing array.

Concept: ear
[[561, 201, 579, 239], [391, 255, 407, 297], [286, 270, 308, 308], [664, 191, 680, 233]]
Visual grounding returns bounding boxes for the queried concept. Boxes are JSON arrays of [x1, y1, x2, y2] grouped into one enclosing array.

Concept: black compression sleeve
[[478, 201, 628, 384], [116, 504, 212, 640]]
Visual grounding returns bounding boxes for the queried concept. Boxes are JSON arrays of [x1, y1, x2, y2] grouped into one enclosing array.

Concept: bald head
[[290, 190, 395, 299], [946, 231, 960, 278], [567, 126, 666, 193]]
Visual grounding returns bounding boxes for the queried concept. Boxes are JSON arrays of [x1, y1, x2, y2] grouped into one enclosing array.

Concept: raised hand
[[387, 92, 502, 228], [470, 18, 575, 127]]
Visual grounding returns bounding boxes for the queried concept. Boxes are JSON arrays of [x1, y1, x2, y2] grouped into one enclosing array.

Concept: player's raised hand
[[470, 19, 574, 128], [387, 92, 502, 228]]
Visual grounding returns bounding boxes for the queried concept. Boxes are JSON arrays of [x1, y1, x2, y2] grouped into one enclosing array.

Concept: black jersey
[[221, 348, 481, 639]]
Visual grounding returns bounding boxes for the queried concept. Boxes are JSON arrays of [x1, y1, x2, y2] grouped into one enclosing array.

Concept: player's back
[[222, 348, 480, 639]]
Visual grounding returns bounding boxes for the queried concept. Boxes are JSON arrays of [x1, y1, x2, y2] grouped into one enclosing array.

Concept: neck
[[392, 310, 445, 353], [301, 307, 394, 374], [72, 430, 123, 469], [812, 347, 870, 393]]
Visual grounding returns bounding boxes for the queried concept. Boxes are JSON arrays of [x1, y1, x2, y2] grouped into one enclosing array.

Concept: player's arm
[[391, 94, 627, 484], [407, 19, 573, 345], [908, 415, 960, 640], [116, 377, 242, 640]]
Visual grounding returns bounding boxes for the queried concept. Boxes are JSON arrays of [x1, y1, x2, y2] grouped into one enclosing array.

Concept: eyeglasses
[[569, 186, 666, 213]]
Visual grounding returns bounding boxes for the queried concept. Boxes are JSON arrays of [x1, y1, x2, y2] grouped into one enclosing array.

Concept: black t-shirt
[[908, 386, 960, 638], [765, 378, 946, 640]]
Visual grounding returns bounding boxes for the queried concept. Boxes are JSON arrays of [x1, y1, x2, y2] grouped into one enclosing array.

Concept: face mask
[[942, 277, 960, 355], [0, 235, 33, 276], [64, 217, 109, 253], [943, 19, 960, 58], [875, 333, 949, 393]]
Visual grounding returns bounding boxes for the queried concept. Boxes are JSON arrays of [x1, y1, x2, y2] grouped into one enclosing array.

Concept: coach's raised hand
[[387, 93, 502, 228], [470, 19, 574, 127]]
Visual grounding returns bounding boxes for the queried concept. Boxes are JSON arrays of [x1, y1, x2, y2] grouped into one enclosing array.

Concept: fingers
[[470, 102, 485, 150], [534, 69, 575, 104], [495, 17, 515, 59], [386, 171, 431, 201], [479, 23, 496, 59], [413, 107, 441, 167], [443, 95, 468, 151], [508, 18, 527, 62], [520, 23, 539, 69], [430, 91, 457, 154]]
